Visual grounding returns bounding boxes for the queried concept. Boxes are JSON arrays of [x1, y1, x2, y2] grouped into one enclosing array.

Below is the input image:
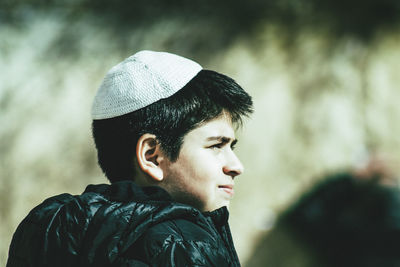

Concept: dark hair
[[279, 173, 400, 267], [92, 70, 253, 182]]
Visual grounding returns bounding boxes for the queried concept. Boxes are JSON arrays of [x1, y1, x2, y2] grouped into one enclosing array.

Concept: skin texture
[[159, 115, 244, 212]]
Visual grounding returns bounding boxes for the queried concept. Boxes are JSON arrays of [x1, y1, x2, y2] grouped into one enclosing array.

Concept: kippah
[[91, 50, 202, 120]]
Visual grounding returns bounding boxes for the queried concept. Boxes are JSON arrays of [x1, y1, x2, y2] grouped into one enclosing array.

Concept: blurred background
[[1, 0, 400, 265]]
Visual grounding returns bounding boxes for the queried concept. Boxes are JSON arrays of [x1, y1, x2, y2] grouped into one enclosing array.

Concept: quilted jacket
[[7, 181, 240, 267]]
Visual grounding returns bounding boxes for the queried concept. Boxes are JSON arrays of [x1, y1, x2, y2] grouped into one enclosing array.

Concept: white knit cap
[[91, 50, 202, 120]]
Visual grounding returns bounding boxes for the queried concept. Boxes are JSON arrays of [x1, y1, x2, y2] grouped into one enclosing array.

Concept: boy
[[7, 50, 253, 266]]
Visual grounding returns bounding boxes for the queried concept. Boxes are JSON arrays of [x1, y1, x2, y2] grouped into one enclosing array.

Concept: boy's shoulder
[[8, 184, 235, 266]]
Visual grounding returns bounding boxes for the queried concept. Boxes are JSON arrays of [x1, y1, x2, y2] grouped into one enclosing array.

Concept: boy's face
[[161, 114, 244, 212]]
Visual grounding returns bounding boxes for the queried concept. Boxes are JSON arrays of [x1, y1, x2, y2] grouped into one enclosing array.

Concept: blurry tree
[[2, 0, 400, 55]]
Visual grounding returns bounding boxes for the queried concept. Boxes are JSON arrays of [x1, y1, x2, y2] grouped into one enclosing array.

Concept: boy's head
[[247, 172, 400, 267], [279, 173, 400, 266], [91, 51, 253, 211]]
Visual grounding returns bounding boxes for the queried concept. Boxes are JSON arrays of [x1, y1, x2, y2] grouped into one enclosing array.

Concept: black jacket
[[7, 181, 240, 267]]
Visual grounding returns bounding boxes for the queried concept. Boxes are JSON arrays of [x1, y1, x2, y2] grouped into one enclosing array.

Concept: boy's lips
[[218, 184, 235, 196]]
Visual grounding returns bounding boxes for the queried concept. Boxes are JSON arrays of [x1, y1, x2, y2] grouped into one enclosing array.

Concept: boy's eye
[[210, 143, 223, 149]]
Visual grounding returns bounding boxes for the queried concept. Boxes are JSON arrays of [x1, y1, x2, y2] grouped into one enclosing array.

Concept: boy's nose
[[223, 153, 244, 178]]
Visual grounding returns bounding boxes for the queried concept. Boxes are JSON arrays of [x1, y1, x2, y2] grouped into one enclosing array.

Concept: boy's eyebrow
[[206, 136, 238, 144]]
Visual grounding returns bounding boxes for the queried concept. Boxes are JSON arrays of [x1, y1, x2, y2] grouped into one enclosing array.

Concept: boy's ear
[[136, 134, 166, 182]]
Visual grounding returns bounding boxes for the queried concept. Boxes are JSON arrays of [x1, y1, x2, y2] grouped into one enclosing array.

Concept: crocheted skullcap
[[91, 50, 202, 120]]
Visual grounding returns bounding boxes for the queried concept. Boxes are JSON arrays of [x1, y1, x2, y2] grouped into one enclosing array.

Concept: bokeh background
[[1, 0, 400, 265]]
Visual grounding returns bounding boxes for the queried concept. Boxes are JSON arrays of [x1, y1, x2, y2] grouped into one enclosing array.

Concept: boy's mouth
[[218, 184, 234, 196]]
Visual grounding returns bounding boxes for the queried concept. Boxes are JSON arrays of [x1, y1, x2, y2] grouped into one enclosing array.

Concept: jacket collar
[[84, 181, 230, 225], [203, 206, 230, 227]]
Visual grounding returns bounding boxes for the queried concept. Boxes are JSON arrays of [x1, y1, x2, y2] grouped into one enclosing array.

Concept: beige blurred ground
[[1, 7, 400, 266]]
